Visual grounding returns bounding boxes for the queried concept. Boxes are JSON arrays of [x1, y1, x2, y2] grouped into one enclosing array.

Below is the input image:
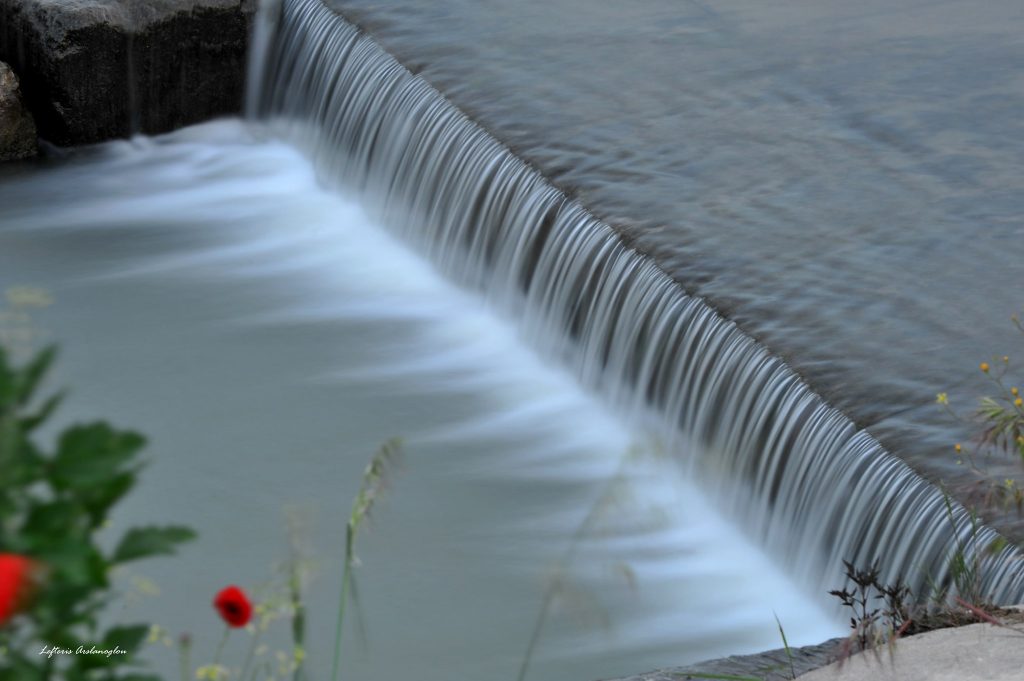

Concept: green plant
[[935, 495, 998, 608], [285, 510, 310, 681], [936, 314, 1024, 512], [180, 517, 311, 681], [170, 440, 403, 681], [0, 342, 195, 680], [772, 613, 794, 680], [1, 290, 402, 681], [330, 438, 401, 681]]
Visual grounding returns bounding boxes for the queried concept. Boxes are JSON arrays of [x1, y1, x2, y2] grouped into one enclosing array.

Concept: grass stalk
[[291, 562, 307, 681], [773, 612, 795, 680], [204, 626, 230, 681], [330, 439, 401, 681], [330, 524, 355, 681], [516, 451, 635, 681], [178, 635, 192, 681], [239, 627, 262, 681]]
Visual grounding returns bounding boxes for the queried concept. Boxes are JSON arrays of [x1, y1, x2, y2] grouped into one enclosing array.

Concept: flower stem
[[240, 628, 262, 681], [212, 625, 230, 676]]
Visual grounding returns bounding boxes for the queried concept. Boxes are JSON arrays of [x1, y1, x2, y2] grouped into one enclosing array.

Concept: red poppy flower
[[213, 585, 252, 627], [0, 553, 37, 627]]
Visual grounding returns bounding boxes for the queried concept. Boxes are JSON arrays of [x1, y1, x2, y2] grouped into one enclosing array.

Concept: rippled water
[[0, 122, 841, 679], [326, 0, 1024, 537]]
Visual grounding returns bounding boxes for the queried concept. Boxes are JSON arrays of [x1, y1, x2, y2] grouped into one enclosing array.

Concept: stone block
[[0, 0, 256, 145], [0, 60, 37, 159]]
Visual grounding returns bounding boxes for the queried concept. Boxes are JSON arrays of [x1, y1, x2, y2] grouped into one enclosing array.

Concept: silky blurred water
[[0, 121, 841, 679], [325, 0, 1024, 538]]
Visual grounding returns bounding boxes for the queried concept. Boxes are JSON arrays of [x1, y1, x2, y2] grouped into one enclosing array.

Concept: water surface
[[0, 121, 840, 679], [325, 0, 1024, 536]]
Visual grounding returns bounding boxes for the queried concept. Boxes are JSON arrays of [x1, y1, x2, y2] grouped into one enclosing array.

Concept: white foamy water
[[249, 0, 1024, 621], [0, 121, 840, 680]]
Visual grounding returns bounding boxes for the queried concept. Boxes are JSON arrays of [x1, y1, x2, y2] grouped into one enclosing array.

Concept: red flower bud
[[0, 553, 38, 627], [213, 585, 252, 628]]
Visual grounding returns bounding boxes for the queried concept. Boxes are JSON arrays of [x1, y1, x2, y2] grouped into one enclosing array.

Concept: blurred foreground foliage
[[0, 333, 194, 679]]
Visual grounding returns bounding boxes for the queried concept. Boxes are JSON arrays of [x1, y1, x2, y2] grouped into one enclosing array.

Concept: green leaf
[[774, 611, 796, 680], [36, 539, 108, 589], [80, 471, 137, 528], [0, 345, 15, 408], [39, 582, 107, 628], [53, 423, 146, 491], [23, 500, 84, 539], [103, 623, 149, 654], [15, 344, 57, 406], [0, 435, 45, 490], [0, 413, 19, 473], [21, 390, 65, 432], [112, 525, 195, 564]]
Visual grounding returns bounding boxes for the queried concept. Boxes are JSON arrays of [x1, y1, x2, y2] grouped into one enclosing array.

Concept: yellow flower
[[1003, 356, 1011, 363], [1012, 387, 1020, 397], [936, 392, 949, 405], [1015, 397, 1023, 408], [954, 443, 962, 453], [980, 362, 990, 373]]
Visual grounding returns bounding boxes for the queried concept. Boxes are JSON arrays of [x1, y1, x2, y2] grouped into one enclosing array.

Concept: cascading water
[[250, 0, 1024, 605]]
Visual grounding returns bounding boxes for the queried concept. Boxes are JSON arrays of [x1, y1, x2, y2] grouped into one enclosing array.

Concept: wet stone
[[0, 0, 256, 145], [0, 60, 37, 160]]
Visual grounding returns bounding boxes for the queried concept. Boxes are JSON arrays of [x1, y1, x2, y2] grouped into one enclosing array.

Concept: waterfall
[[249, 0, 1024, 606]]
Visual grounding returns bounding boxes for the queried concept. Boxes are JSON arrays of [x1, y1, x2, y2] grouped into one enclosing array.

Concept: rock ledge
[[0, 0, 256, 145], [0, 61, 37, 159]]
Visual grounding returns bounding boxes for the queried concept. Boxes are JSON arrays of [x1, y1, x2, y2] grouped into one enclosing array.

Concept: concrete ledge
[[604, 638, 846, 681], [0, 0, 256, 145], [798, 618, 1024, 681], [610, 607, 1024, 681]]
